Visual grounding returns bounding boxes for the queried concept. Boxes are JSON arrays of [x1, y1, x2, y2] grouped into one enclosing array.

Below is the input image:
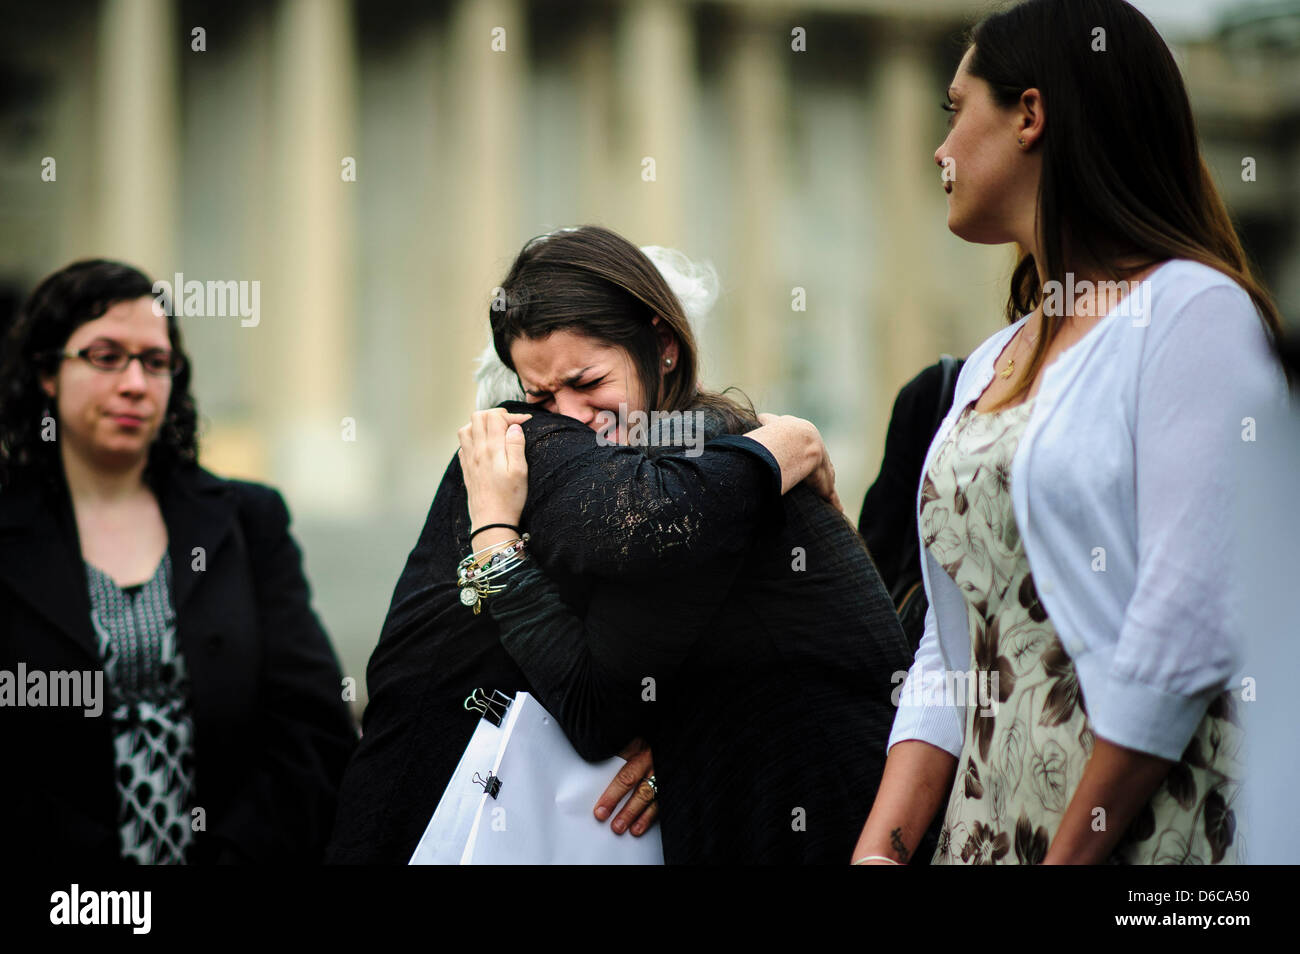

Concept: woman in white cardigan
[[853, 0, 1292, 865]]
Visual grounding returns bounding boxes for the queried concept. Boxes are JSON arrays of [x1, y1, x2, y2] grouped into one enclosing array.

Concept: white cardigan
[[888, 259, 1290, 763]]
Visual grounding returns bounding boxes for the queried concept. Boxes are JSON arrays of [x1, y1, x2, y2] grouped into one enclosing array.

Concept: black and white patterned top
[[85, 552, 197, 864]]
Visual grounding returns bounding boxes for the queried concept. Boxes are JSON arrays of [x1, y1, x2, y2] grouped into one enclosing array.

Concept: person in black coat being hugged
[[0, 260, 357, 864], [456, 226, 913, 863]]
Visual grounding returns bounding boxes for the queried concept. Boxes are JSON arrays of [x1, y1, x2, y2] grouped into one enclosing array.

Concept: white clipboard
[[410, 691, 663, 865]]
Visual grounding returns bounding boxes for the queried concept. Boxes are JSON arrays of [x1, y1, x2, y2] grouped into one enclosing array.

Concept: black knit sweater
[[485, 409, 913, 864]]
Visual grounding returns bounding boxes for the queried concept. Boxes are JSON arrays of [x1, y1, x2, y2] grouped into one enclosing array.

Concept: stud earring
[[1018, 138, 1026, 147], [664, 358, 673, 367]]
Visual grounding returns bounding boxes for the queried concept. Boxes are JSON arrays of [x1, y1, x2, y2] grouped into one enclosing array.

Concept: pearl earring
[[664, 358, 673, 367]]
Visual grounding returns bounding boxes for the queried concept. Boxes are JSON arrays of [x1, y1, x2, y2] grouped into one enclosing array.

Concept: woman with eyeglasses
[[0, 259, 358, 864]]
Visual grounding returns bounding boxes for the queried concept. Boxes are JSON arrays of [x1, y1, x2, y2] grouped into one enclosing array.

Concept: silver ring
[[642, 774, 658, 799]]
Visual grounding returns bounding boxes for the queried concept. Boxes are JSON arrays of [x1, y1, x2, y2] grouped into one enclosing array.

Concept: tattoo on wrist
[[889, 828, 911, 864]]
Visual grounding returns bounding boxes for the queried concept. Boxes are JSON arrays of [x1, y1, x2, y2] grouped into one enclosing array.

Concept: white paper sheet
[[410, 692, 663, 865], [408, 699, 507, 865]]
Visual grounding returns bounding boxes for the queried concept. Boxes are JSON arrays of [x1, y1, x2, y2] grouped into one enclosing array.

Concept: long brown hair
[[489, 225, 758, 434], [967, 0, 1292, 408]]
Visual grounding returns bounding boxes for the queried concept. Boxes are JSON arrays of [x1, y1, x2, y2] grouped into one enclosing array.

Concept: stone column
[[615, 0, 691, 247], [439, 0, 525, 429], [265, 0, 364, 515], [721, 10, 790, 406], [95, 0, 179, 275], [869, 24, 941, 404]]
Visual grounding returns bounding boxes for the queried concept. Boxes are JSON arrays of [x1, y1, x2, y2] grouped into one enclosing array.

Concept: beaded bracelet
[[456, 534, 530, 615]]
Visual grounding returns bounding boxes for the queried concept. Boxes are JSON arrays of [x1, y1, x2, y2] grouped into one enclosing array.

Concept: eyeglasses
[[56, 345, 186, 378]]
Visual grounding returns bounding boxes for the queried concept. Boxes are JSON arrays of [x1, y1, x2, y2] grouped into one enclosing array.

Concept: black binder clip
[[464, 688, 513, 727], [472, 771, 503, 799]]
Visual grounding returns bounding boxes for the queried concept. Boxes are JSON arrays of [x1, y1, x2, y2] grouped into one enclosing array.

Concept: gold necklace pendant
[[1000, 326, 1038, 380]]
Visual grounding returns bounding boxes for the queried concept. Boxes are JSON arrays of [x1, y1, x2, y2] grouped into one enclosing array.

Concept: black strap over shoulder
[[894, 354, 962, 652], [933, 354, 960, 433]]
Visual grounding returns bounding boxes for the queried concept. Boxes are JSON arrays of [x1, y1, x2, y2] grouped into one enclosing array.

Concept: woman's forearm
[[853, 740, 957, 864], [1041, 736, 1174, 864], [487, 564, 643, 761], [744, 418, 822, 494]]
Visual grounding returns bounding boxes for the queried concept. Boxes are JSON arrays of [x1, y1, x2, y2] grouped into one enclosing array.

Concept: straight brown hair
[[967, 0, 1293, 408], [490, 225, 759, 434]]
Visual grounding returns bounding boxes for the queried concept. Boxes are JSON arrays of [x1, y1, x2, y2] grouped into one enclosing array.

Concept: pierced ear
[[662, 347, 680, 375], [656, 326, 680, 371]]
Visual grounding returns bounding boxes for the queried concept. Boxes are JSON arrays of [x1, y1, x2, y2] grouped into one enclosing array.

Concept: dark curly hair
[[0, 259, 199, 490]]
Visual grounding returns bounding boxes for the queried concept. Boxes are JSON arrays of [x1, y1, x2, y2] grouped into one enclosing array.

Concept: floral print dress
[[921, 397, 1243, 865]]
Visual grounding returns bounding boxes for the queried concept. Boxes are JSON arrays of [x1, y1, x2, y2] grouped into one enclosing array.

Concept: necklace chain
[[999, 322, 1040, 380], [996, 263, 1156, 381]]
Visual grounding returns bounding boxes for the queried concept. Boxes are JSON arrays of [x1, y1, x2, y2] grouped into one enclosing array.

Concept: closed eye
[[524, 374, 607, 402]]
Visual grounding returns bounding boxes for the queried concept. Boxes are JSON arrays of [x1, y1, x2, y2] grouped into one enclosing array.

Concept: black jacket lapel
[[156, 466, 240, 615], [0, 466, 241, 663], [0, 481, 98, 662]]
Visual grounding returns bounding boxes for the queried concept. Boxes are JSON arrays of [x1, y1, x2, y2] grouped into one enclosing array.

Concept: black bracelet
[[470, 523, 523, 541]]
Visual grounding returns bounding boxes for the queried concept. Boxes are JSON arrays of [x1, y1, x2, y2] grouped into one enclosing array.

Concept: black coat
[[491, 482, 913, 864], [0, 465, 358, 864], [858, 357, 964, 607], [484, 403, 915, 864]]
